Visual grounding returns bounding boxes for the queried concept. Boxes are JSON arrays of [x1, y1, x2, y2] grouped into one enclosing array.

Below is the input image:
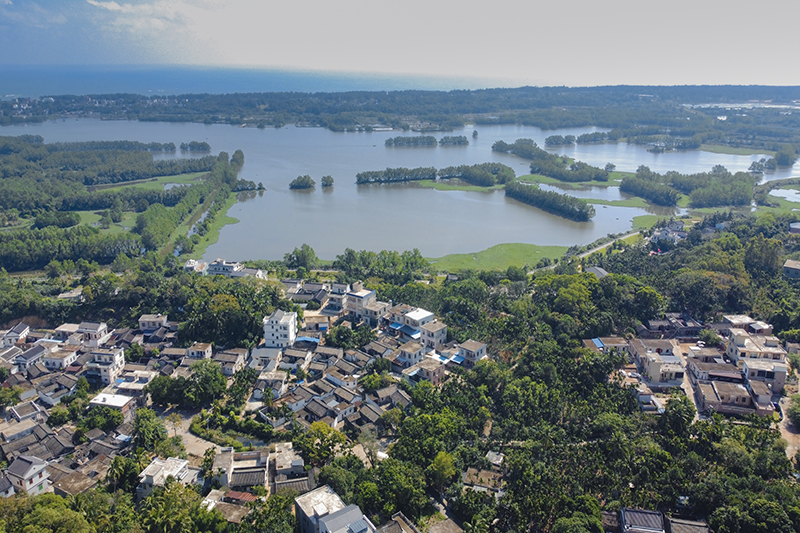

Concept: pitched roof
[[7, 455, 46, 479]]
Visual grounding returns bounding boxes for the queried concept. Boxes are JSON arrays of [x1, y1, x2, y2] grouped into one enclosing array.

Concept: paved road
[[577, 231, 641, 259]]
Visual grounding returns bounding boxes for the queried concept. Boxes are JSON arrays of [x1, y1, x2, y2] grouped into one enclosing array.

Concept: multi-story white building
[[726, 328, 786, 364], [138, 314, 168, 333], [85, 347, 125, 384], [6, 455, 49, 496], [421, 321, 448, 350], [742, 358, 787, 394], [263, 310, 298, 348]]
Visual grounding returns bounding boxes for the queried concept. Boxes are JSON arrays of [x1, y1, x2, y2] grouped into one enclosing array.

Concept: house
[[201, 490, 250, 524], [314, 346, 343, 365], [630, 340, 685, 388], [0, 475, 14, 498], [10, 402, 45, 422], [457, 340, 488, 369], [697, 381, 774, 417], [53, 323, 80, 341], [667, 517, 711, 533], [77, 322, 111, 347], [686, 359, 743, 385], [375, 513, 421, 533], [214, 350, 247, 377], [784, 259, 800, 279], [279, 348, 312, 372], [726, 328, 786, 365], [188, 342, 213, 359], [84, 347, 125, 384], [296, 486, 375, 533], [263, 310, 298, 348], [6, 455, 49, 496], [14, 344, 49, 372], [619, 508, 665, 533], [345, 282, 390, 327], [89, 393, 137, 423], [139, 314, 168, 334], [742, 358, 787, 393], [327, 283, 350, 313], [402, 357, 446, 386], [208, 258, 244, 277], [254, 371, 288, 400], [582, 337, 628, 354], [325, 367, 358, 390], [41, 346, 80, 371], [585, 266, 609, 279], [137, 457, 201, 500], [183, 259, 207, 274], [35, 373, 79, 407], [3, 323, 30, 347], [49, 464, 98, 498], [274, 442, 305, 477], [420, 321, 447, 350]]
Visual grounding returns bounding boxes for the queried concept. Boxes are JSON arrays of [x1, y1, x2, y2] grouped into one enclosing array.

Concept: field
[[700, 144, 775, 157], [417, 180, 504, 192], [89, 172, 208, 192], [429, 242, 567, 272]]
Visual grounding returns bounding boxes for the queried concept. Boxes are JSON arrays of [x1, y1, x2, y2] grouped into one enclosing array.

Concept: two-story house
[[420, 321, 448, 350], [77, 322, 111, 347], [457, 340, 488, 369], [138, 314, 168, 334], [6, 455, 49, 496]]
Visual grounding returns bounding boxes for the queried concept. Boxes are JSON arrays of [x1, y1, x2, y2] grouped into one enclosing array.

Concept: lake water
[[3, 119, 797, 260]]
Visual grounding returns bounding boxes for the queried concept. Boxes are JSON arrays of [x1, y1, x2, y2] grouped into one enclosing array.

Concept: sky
[[1, 0, 799, 87]]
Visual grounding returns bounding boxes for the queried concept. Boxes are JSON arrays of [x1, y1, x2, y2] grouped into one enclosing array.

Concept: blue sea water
[[0, 65, 523, 98]]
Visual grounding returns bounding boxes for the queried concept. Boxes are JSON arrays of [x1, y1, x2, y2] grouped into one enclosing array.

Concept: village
[[0, 256, 794, 533]]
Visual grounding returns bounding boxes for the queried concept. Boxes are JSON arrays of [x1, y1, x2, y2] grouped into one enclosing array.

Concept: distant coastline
[[0, 64, 523, 99]]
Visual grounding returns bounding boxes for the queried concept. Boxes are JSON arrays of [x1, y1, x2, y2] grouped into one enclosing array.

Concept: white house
[[263, 310, 298, 348], [77, 322, 111, 348], [85, 347, 125, 384], [2, 323, 29, 347], [137, 457, 200, 500], [188, 342, 213, 359], [138, 314, 168, 333], [420, 321, 448, 350], [457, 340, 488, 369], [6, 455, 49, 496]]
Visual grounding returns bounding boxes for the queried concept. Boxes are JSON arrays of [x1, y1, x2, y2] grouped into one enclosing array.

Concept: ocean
[[0, 65, 526, 99]]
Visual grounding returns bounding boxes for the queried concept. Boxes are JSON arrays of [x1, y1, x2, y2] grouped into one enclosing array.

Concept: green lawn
[[700, 144, 775, 157], [632, 215, 662, 230], [417, 180, 503, 192], [74, 210, 138, 235], [91, 172, 208, 192], [429, 243, 567, 272], [589, 197, 650, 208]]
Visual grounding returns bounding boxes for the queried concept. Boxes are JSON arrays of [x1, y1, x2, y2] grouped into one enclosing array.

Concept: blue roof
[[451, 355, 465, 364], [295, 336, 320, 344], [389, 322, 403, 330], [592, 338, 604, 349], [399, 325, 421, 338]]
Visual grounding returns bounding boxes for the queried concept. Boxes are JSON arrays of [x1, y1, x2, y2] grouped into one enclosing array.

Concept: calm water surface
[[3, 120, 797, 259]]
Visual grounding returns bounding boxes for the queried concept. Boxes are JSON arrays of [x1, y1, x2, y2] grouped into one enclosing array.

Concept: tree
[[659, 395, 695, 437], [0, 386, 22, 410], [744, 233, 782, 278], [201, 447, 217, 479], [107, 455, 141, 494], [240, 493, 296, 533], [166, 413, 182, 437], [134, 408, 168, 450], [426, 451, 456, 494], [293, 421, 348, 466], [187, 359, 227, 407], [787, 395, 800, 428], [604, 163, 616, 172], [321, 176, 334, 187], [289, 175, 316, 189], [284, 244, 318, 270]]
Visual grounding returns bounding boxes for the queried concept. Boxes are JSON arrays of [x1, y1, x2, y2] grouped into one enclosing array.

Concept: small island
[[439, 135, 469, 146], [289, 175, 316, 189], [321, 175, 334, 187], [385, 135, 437, 147]]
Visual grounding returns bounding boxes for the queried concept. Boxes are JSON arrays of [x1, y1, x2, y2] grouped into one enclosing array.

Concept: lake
[[3, 119, 796, 260]]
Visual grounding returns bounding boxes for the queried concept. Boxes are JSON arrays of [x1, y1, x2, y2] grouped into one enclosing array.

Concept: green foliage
[[293, 421, 349, 467], [284, 243, 318, 270], [289, 175, 316, 189], [493, 139, 607, 182], [239, 493, 296, 533], [356, 167, 437, 185], [325, 324, 376, 350], [133, 408, 168, 451], [505, 181, 595, 222], [321, 175, 334, 187]]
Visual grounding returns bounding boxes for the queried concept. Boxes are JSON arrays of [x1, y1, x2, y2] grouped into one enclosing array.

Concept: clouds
[[1, 0, 800, 86]]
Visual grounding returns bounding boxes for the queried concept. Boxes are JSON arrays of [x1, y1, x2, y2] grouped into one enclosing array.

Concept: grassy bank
[[518, 172, 629, 189], [632, 215, 662, 230], [429, 243, 567, 272], [417, 180, 503, 192], [700, 144, 775, 157], [90, 172, 208, 192], [186, 193, 240, 260]]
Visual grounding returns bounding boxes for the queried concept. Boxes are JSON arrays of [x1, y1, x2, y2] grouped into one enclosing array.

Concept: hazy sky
[[1, 0, 799, 87]]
